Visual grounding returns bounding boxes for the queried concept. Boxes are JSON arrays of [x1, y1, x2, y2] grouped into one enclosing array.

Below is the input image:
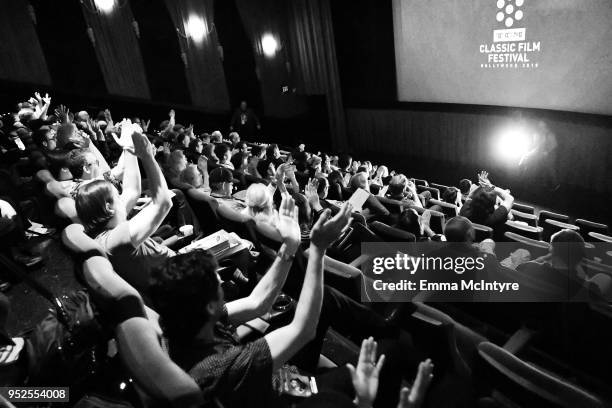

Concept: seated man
[[150, 200, 420, 407], [459, 171, 513, 231], [209, 167, 248, 219]]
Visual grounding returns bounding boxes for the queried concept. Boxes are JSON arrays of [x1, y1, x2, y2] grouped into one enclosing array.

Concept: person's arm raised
[[114, 123, 142, 213], [127, 132, 173, 248], [226, 196, 301, 325], [264, 202, 353, 370]]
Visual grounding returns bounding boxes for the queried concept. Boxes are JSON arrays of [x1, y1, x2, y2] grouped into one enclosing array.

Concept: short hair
[[236, 141, 248, 151], [459, 179, 472, 195], [180, 164, 203, 188], [444, 216, 475, 243], [388, 174, 408, 197], [338, 154, 352, 170], [396, 209, 421, 236], [150, 250, 219, 342], [442, 187, 459, 204], [75, 180, 117, 235], [231, 151, 248, 170], [176, 133, 188, 146], [229, 132, 240, 143], [214, 143, 231, 161], [349, 172, 368, 190], [66, 148, 90, 179], [550, 229, 586, 270], [211, 131, 223, 143]]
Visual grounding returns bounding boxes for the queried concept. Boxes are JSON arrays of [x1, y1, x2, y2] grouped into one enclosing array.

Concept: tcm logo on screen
[[479, 0, 541, 69]]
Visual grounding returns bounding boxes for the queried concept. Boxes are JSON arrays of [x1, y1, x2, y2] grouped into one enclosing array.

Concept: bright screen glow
[[186, 15, 207, 43], [495, 127, 531, 163], [261, 34, 278, 57], [94, 0, 115, 14]]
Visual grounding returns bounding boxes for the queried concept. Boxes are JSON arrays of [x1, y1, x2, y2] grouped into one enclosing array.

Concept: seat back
[[477, 341, 604, 408], [511, 210, 538, 227], [413, 178, 428, 187], [542, 219, 580, 242], [513, 202, 535, 214], [369, 221, 416, 242], [538, 210, 569, 225], [504, 221, 543, 241], [472, 223, 493, 242], [428, 199, 458, 219], [575, 219, 608, 240], [430, 182, 450, 193], [184, 191, 221, 236], [417, 185, 440, 200], [503, 232, 551, 258], [588, 232, 612, 243]]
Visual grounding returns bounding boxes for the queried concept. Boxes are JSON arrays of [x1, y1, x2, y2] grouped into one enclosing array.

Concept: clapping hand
[[275, 195, 301, 254], [113, 119, 136, 150], [310, 202, 352, 251], [348, 337, 386, 408], [305, 178, 321, 210], [54, 104, 70, 123], [397, 359, 434, 408]]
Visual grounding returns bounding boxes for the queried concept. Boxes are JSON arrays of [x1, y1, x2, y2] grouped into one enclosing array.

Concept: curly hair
[[149, 250, 219, 344]]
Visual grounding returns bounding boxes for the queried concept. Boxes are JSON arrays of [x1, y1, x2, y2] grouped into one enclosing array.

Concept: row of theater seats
[[173, 171, 609, 407]]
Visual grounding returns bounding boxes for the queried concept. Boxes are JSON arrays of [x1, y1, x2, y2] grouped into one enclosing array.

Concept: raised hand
[[132, 132, 154, 159], [42, 92, 51, 105], [347, 337, 386, 408], [142, 119, 151, 133], [54, 104, 70, 123], [477, 171, 492, 188], [112, 119, 135, 150], [397, 359, 434, 408], [310, 202, 352, 251], [305, 178, 321, 209], [275, 195, 301, 253]]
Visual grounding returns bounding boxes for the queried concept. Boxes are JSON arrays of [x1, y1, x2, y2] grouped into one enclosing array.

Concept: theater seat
[[430, 182, 450, 193], [542, 219, 580, 242], [505, 220, 543, 241], [428, 198, 458, 218], [512, 202, 535, 214], [503, 232, 550, 258], [417, 185, 440, 200], [538, 210, 569, 225], [511, 210, 538, 227], [477, 342, 604, 408], [575, 219, 608, 240], [588, 232, 612, 243], [369, 221, 416, 242], [413, 178, 428, 187], [472, 223, 493, 242]]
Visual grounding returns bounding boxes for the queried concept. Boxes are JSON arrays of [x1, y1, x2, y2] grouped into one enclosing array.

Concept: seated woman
[[459, 171, 513, 230], [185, 138, 203, 164], [75, 131, 174, 297], [165, 149, 188, 189], [348, 172, 390, 220]]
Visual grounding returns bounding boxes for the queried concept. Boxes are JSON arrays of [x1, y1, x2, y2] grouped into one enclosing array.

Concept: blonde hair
[[243, 183, 276, 223]]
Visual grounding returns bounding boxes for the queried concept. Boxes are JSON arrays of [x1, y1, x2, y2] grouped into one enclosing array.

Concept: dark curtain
[[234, 0, 308, 119], [80, 1, 150, 99], [287, 0, 347, 150], [0, 0, 51, 85], [163, 0, 230, 112]]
